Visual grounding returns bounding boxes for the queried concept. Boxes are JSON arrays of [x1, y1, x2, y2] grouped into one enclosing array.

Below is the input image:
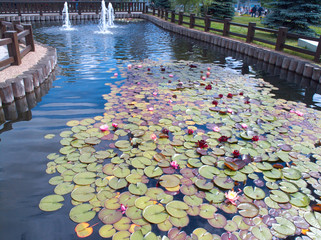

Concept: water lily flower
[[245, 100, 250, 104], [196, 140, 208, 149], [138, 65, 142, 68], [127, 64, 132, 69], [225, 189, 242, 205], [170, 161, 179, 169], [205, 84, 212, 90], [147, 68, 151, 71], [227, 108, 233, 113], [162, 128, 169, 134], [218, 136, 228, 142], [241, 123, 248, 129], [290, 109, 304, 116], [207, 67, 211, 71], [100, 124, 109, 131], [148, 107, 154, 111], [114, 73, 118, 77], [151, 133, 157, 141], [239, 92, 244, 96], [218, 94, 223, 98], [252, 136, 259, 141], [137, 82, 141, 85], [201, 76, 206, 80], [212, 100, 218, 106], [213, 126, 220, 132], [169, 74, 173, 78], [120, 204, 128, 214], [168, 99, 173, 103], [188, 129, 194, 135], [233, 150, 240, 157], [206, 71, 211, 77], [112, 123, 118, 128], [153, 92, 157, 96]]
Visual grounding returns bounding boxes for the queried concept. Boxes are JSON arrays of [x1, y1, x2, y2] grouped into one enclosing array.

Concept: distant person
[[251, 5, 257, 17], [258, 6, 263, 17]]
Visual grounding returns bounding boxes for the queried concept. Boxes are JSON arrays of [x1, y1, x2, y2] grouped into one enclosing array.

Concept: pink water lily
[[148, 107, 154, 111], [153, 92, 157, 96], [227, 108, 233, 113], [151, 133, 157, 141], [114, 73, 118, 77], [100, 124, 109, 131], [127, 64, 132, 69], [206, 71, 211, 77], [120, 204, 127, 214], [112, 123, 118, 128], [207, 67, 211, 71], [169, 74, 174, 78], [241, 123, 248, 129], [213, 126, 220, 132], [225, 189, 242, 205], [170, 161, 179, 169], [290, 109, 304, 116], [168, 99, 173, 103], [138, 65, 142, 68], [201, 76, 206, 80]]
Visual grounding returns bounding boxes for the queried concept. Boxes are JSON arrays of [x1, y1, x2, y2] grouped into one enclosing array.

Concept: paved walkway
[[0, 43, 48, 83]]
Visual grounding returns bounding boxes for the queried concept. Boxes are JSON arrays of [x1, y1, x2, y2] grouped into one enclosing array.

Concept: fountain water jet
[[62, 2, 75, 30], [97, 0, 115, 34]]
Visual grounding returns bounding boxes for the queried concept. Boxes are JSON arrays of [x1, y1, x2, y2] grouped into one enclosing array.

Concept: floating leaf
[[73, 172, 96, 185], [99, 225, 116, 238], [39, 194, 64, 212], [166, 201, 189, 218], [244, 186, 265, 200], [143, 205, 168, 224], [159, 175, 180, 188], [272, 217, 296, 236], [75, 222, 94, 238], [70, 204, 96, 223], [238, 203, 259, 218]]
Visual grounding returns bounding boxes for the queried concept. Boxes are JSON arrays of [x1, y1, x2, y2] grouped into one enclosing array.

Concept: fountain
[[62, 2, 74, 30], [97, 0, 114, 33]]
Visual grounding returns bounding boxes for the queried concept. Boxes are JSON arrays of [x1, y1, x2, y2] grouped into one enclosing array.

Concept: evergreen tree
[[206, 0, 235, 19], [155, 0, 171, 9], [263, 0, 321, 36]]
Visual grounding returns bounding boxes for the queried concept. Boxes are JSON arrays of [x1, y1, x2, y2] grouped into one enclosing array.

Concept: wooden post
[[5, 31, 21, 65], [246, 22, 256, 43], [78, 2, 81, 15], [189, 13, 195, 28], [40, 3, 43, 16], [12, 20, 20, 32], [171, 11, 175, 23], [157, 8, 160, 17], [128, 3, 131, 14], [18, 4, 22, 16], [161, 9, 164, 18], [314, 35, 321, 63], [223, 18, 231, 36], [23, 24, 35, 52], [204, 15, 211, 32], [165, 10, 168, 21], [275, 27, 288, 51], [0, 21, 6, 38], [142, 3, 146, 13], [152, 7, 155, 15], [145, 5, 148, 14], [178, 11, 183, 25]]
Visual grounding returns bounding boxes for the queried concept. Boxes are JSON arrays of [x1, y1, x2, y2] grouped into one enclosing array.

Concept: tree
[[206, 0, 235, 19], [155, 0, 171, 9], [263, 0, 321, 36]]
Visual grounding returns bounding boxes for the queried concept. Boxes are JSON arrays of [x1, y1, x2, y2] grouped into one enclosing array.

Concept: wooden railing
[[148, 8, 321, 63], [0, 1, 146, 15], [0, 21, 35, 68]]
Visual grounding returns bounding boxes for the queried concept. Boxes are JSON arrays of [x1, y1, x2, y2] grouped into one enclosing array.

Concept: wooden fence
[[0, 21, 35, 68], [0, 1, 146, 15], [149, 8, 321, 63]]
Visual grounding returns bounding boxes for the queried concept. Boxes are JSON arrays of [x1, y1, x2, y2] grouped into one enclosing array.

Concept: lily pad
[[159, 175, 180, 188], [272, 217, 296, 236], [237, 202, 259, 218], [73, 172, 96, 185], [69, 203, 96, 223], [143, 205, 168, 224], [39, 194, 64, 212], [166, 201, 189, 218], [244, 186, 265, 200], [71, 186, 95, 202]]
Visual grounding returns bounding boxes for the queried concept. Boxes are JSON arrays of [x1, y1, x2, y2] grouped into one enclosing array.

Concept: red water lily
[[218, 136, 229, 142], [212, 100, 218, 106], [227, 93, 233, 98], [218, 94, 223, 98], [188, 129, 194, 135], [120, 204, 128, 214], [233, 150, 240, 157], [162, 128, 169, 134], [196, 140, 208, 149], [252, 136, 259, 141], [205, 84, 212, 90]]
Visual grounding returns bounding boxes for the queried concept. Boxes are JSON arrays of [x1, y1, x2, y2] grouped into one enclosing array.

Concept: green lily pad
[[129, 182, 148, 195], [272, 217, 296, 236], [269, 190, 290, 203], [54, 182, 74, 195], [144, 166, 163, 178], [109, 177, 128, 190], [192, 228, 213, 240], [199, 204, 217, 219], [195, 179, 214, 190], [166, 201, 189, 218], [99, 208, 123, 224], [99, 225, 116, 238], [279, 181, 298, 193], [282, 167, 301, 180], [205, 189, 225, 203], [262, 169, 282, 179], [252, 226, 272, 240], [304, 212, 321, 228], [159, 175, 180, 188], [113, 166, 131, 178], [143, 205, 168, 224], [39, 194, 64, 212], [131, 157, 152, 169], [214, 177, 235, 190], [243, 186, 265, 200], [237, 202, 259, 218], [71, 186, 95, 202], [73, 172, 96, 185], [169, 215, 189, 227], [208, 213, 227, 228], [199, 165, 220, 179], [289, 192, 310, 207], [69, 203, 96, 223]]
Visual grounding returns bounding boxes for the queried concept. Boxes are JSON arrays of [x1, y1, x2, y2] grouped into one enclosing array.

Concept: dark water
[[0, 20, 320, 240]]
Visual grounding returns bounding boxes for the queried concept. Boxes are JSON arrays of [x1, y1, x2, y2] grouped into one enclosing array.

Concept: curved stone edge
[[0, 42, 57, 109], [140, 14, 321, 84]]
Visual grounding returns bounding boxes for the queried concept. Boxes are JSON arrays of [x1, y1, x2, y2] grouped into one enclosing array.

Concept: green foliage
[[206, 0, 235, 19], [155, 0, 171, 9], [263, 0, 321, 36]]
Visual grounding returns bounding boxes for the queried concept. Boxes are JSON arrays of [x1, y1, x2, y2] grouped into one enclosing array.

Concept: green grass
[[152, 12, 320, 62]]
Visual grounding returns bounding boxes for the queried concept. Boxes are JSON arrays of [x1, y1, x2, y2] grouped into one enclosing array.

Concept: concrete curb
[[140, 14, 321, 84]]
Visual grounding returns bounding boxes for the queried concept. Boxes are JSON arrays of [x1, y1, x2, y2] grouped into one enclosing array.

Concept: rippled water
[[0, 20, 320, 240]]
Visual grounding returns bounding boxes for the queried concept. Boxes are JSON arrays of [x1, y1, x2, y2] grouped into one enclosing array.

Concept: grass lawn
[[158, 12, 321, 62]]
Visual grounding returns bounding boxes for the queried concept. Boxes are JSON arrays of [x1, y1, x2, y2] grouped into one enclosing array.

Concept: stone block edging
[[140, 14, 321, 84], [0, 42, 57, 108]]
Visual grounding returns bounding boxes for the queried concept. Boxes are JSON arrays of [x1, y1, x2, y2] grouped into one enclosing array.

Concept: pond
[[1, 19, 321, 240]]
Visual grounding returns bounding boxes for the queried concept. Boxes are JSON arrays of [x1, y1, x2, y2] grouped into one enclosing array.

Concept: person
[[251, 5, 257, 17], [258, 6, 263, 17]]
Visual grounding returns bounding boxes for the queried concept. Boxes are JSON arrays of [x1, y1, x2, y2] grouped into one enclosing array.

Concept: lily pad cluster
[[40, 60, 321, 239]]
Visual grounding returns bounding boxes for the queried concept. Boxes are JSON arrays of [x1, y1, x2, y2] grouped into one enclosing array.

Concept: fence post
[[171, 11, 175, 23], [204, 15, 211, 32], [18, 4, 22, 16], [5, 31, 21, 65], [0, 21, 6, 38], [128, 3, 131, 14], [161, 9, 164, 18], [246, 22, 256, 43], [178, 11, 183, 25], [157, 8, 160, 17], [152, 7, 155, 15], [165, 10, 168, 20], [23, 24, 35, 52], [78, 3, 81, 15], [189, 13, 195, 28], [142, 3, 145, 13], [12, 20, 20, 32], [40, 3, 43, 16], [314, 35, 321, 63], [275, 27, 288, 51], [223, 18, 231, 36]]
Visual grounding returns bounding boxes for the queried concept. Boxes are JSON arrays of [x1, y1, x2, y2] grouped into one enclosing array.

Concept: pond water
[[1, 20, 321, 240]]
